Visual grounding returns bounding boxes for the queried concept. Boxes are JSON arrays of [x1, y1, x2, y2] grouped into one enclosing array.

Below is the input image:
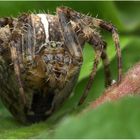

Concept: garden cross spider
[[0, 6, 122, 123]]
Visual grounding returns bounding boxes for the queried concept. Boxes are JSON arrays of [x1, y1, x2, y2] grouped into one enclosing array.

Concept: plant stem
[[90, 62, 140, 109]]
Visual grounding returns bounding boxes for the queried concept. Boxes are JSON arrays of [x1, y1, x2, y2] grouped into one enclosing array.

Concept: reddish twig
[[89, 62, 140, 109]]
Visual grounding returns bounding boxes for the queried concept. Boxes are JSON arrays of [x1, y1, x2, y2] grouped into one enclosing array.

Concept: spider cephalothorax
[[0, 7, 122, 123]]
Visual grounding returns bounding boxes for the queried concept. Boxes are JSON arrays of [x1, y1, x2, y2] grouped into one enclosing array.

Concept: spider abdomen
[[0, 12, 81, 123]]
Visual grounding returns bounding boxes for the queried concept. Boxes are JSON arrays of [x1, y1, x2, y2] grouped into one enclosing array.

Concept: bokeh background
[[0, 1, 140, 138]]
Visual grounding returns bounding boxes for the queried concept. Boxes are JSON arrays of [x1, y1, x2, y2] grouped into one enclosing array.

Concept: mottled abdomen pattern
[[0, 13, 81, 123]]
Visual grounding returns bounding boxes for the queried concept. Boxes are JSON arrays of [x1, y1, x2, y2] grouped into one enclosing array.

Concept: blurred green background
[[0, 1, 140, 138]]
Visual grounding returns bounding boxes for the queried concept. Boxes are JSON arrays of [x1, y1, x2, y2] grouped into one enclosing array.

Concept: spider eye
[[43, 54, 53, 63], [64, 56, 70, 64], [55, 54, 63, 62], [51, 42, 56, 48]]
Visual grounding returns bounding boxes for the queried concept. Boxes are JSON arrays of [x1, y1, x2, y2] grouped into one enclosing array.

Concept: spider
[[0, 6, 122, 123]]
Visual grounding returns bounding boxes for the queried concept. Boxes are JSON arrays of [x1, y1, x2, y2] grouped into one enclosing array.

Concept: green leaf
[[115, 1, 140, 32], [45, 96, 140, 139]]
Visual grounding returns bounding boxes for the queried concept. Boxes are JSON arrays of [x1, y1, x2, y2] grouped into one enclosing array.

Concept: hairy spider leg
[[101, 41, 112, 87], [78, 18, 122, 105], [93, 19, 122, 83], [78, 18, 122, 104], [78, 34, 104, 105], [78, 34, 112, 105], [88, 32, 112, 87], [57, 7, 112, 105], [88, 35, 112, 87], [0, 17, 26, 104], [10, 41, 26, 105], [57, 7, 122, 82], [57, 8, 83, 64]]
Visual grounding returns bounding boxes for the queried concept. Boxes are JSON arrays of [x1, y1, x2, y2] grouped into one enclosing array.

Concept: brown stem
[[89, 62, 140, 109]]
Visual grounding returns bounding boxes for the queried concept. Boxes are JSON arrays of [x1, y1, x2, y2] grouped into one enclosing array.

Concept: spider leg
[[78, 45, 103, 105], [10, 41, 26, 105], [90, 40, 112, 88], [56, 7, 122, 83], [101, 41, 112, 87], [93, 19, 122, 83], [78, 33, 113, 105], [78, 32, 107, 105], [57, 8, 83, 64], [57, 7, 112, 105]]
